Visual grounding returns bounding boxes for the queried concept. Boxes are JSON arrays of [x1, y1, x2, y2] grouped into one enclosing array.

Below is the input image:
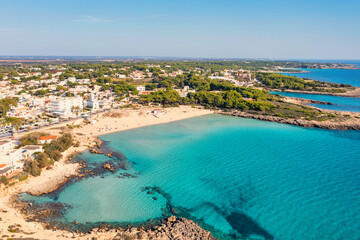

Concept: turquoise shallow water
[[22, 115, 360, 240], [270, 91, 360, 112]]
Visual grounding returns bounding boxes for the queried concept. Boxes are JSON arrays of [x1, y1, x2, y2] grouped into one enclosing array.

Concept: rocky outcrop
[[222, 111, 360, 130], [90, 148, 102, 154], [288, 97, 334, 105], [92, 216, 216, 240], [102, 163, 114, 171], [272, 88, 360, 98], [95, 138, 102, 148]]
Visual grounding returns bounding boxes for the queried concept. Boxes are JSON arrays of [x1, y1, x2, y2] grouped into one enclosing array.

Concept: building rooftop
[[0, 164, 8, 169], [0, 166, 13, 174], [38, 135, 57, 141]]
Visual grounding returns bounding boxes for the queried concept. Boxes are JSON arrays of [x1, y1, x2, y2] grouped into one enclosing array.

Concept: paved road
[[0, 107, 121, 139]]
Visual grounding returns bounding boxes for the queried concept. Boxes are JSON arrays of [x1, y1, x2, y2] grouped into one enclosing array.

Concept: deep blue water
[[281, 60, 360, 87], [22, 115, 360, 240], [277, 60, 360, 112], [270, 91, 360, 112]]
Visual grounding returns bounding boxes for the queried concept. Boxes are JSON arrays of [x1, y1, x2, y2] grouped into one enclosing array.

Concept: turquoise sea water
[[282, 61, 360, 87], [22, 115, 360, 240], [270, 91, 360, 112]]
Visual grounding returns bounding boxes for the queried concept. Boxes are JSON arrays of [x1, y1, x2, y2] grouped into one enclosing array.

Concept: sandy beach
[[0, 106, 213, 239]]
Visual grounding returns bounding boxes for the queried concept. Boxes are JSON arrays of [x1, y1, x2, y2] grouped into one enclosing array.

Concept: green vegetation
[[23, 159, 42, 176], [2, 116, 24, 125], [1, 60, 352, 130], [18, 174, 28, 182], [0, 176, 9, 185], [19, 132, 47, 147], [33, 89, 50, 96], [145, 83, 157, 90], [22, 133, 73, 176], [255, 72, 353, 93], [67, 60, 354, 73], [141, 90, 182, 106], [142, 87, 336, 121], [0, 97, 18, 117], [187, 91, 275, 111]]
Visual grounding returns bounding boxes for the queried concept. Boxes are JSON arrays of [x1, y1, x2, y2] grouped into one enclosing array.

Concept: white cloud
[[72, 15, 114, 23]]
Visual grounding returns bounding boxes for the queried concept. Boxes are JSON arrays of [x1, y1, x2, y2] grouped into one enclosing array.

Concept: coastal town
[[0, 61, 260, 183], [0, 59, 359, 240], [1, 0, 359, 239], [1, 59, 360, 182]]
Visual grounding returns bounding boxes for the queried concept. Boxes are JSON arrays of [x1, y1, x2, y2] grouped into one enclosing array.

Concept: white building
[[69, 85, 90, 94], [99, 98, 113, 109], [6, 105, 32, 119], [86, 93, 99, 111], [0, 140, 17, 153], [37, 135, 57, 144], [67, 77, 77, 82], [49, 97, 83, 118], [137, 86, 146, 92], [0, 145, 43, 177]]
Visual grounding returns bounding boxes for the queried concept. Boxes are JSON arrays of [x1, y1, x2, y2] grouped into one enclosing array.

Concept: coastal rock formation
[[90, 148, 102, 154], [287, 96, 334, 105], [274, 88, 360, 98], [95, 138, 103, 148], [95, 216, 216, 240], [102, 163, 114, 171], [222, 111, 360, 130]]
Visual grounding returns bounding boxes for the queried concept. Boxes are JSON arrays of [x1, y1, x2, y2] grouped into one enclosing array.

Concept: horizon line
[[0, 55, 359, 61]]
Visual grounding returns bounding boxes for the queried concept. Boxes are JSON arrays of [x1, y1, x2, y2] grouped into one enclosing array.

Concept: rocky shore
[[286, 96, 334, 105], [222, 111, 360, 130], [110, 216, 216, 240], [13, 192, 216, 240], [272, 87, 360, 97], [4, 132, 218, 240]]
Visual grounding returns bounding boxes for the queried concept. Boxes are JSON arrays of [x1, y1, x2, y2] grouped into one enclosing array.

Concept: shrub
[[24, 160, 42, 176], [18, 174, 28, 182], [35, 152, 52, 168], [0, 176, 8, 185]]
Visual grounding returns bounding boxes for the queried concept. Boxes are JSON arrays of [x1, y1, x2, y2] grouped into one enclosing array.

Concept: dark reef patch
[[226, 212, 274, 240], [16, 140, 273, 240]]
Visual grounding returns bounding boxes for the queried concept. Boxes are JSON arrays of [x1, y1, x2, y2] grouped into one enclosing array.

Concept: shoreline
[[270, 88, 360, 98], [283, 96, 334, 105], [0, 106, 216, 240], [221, 110, 360, 130], [75, 106, 214, 138], [1, 105, 359, 239]]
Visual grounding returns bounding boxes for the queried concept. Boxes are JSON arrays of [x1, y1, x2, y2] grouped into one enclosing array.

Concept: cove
[[21, 115, 360, 240], [271, 91, 360, 112]]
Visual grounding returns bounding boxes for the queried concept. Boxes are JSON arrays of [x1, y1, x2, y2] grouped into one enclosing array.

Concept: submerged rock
[[90, 148, 102, 154], [95, 138, 103, 148], [102, 163, 114, 171]]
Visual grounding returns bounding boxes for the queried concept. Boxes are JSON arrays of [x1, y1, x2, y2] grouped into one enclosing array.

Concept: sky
[[0, 0, 359, 59]]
